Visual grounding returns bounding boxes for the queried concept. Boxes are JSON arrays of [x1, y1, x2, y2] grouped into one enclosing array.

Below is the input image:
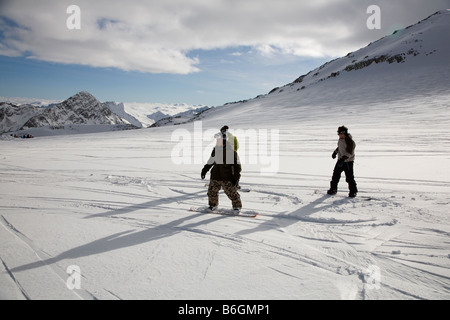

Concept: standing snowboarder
[[327, 126, 358, 197], [201, 130, 242, 212]]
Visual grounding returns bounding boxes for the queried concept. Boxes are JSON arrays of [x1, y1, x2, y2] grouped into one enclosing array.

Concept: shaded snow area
[[1, 96, 449, 300]]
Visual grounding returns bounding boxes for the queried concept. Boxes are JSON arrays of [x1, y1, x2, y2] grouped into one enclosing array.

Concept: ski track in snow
[[0, 130, 449, 300]]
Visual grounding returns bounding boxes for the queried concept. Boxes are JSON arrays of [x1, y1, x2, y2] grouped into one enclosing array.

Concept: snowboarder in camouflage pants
[[201, 128, 242, 212]]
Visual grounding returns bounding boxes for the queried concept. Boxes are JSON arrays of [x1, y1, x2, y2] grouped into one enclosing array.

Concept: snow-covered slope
[[0, 11, 449, 301], [282, 10, 449, 95], [149, 106, 210, 127], [103, 101, 143, 128], [198, 10, 449, 129], [122, 102, 210, 128]]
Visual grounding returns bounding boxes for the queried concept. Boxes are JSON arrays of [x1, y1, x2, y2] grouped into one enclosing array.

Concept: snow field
[[1, 114, 449, 299]]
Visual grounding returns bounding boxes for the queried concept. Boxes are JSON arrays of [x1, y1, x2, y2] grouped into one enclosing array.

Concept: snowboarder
[[201, 132, 242, 212], [327, 126, 358, 197]]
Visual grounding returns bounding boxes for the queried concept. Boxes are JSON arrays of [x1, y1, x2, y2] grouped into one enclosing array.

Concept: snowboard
[[190, 206, 258, 218], [319, 190, 375, 201], [327, 194, 375, 201]]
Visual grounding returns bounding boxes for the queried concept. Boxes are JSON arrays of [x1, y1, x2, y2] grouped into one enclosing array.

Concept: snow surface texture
[[0, 10, 449, 300]]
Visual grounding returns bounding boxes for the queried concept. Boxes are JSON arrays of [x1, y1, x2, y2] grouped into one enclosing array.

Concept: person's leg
[[328, 163, 344, 194], [221, 181, 242, 209], [207, 180, 222, 208], [344, 162, 358, 197]]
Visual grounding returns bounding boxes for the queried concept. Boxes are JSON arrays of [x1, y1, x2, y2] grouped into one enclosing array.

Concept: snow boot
[[348, 184, 358, 198], [327, 188, 337, 195], [328, 181, 338, 195]]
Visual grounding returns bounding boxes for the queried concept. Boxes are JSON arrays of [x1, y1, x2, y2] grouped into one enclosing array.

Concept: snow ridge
[[270, 10, 450, 96]]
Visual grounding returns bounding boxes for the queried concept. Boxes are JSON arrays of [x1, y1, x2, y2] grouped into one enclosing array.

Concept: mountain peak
[[73, 91, 96, 99], [62, 91, 99, 107]]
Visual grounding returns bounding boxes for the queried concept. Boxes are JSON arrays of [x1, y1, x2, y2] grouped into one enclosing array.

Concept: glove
[[201, 165, 212, 180], [201, 168, 207, 180], [332, 151, 337, 159], [336, 156, 348, 168]]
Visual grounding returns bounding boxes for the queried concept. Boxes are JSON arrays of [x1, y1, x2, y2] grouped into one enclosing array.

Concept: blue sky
[[0, 47, 328, 106], [0, 0, 448, 106]]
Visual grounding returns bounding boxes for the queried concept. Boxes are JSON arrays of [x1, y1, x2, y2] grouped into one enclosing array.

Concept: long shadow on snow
[[84, 189, 205, 219], [11, 191, 225, 273], [237, 195, 356, 236]]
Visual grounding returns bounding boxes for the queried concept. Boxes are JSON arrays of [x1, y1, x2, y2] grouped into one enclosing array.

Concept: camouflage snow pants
[[207, 180, 242, 209]]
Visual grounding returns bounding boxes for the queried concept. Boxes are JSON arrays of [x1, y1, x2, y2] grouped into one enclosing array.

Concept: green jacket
[[225, 132, 239, 151]]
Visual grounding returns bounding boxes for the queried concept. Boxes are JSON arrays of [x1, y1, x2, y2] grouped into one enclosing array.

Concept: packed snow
[[0, 10, 449, 300], [1, 91, 449, 300]]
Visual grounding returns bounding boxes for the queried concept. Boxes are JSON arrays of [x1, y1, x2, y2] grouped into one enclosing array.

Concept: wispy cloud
[[0, 0, 447, 74]]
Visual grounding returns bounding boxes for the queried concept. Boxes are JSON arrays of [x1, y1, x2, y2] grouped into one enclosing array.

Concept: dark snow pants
[[207, 180, 242, 209], [330, 161, 358, 193]]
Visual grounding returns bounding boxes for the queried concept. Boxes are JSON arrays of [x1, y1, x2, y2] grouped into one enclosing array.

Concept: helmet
[[337, 126, 348, 134]]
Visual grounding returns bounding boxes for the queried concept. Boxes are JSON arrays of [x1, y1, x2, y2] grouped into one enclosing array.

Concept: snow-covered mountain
[[0, 93, 210, 133], [149, 106, 210, 127], [197, 10, 449, 128], [278, 10, 448, 94], [22, 91, 132, 129], [0, 91, 138, 134], [103, 101, 143, 128], [0, 96, 61, 108], [0, 102, 42, 133], [121, 102, 210, 128]]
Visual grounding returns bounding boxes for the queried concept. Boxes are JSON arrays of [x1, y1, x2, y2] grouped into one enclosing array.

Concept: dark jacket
[[202, 146, 241, 183]]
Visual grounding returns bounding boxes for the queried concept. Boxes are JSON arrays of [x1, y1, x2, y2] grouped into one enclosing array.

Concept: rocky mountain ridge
[[0, 91, 138, 134]]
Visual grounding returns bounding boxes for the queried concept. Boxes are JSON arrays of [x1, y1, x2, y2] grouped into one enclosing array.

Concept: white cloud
[[0, 0, 447, 74]]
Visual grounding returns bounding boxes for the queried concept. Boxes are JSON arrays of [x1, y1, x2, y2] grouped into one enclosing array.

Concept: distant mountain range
[[0, 91, 210, 135], [0, 91, 136, 134]]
